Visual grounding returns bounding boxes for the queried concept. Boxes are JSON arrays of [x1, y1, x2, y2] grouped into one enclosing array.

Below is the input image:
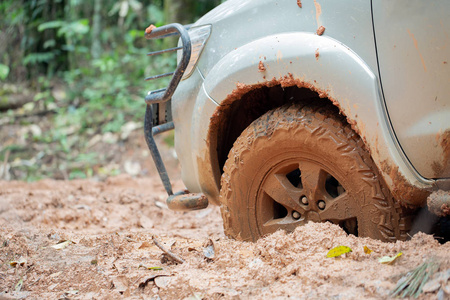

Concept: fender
[[196, 32, 433, 207]]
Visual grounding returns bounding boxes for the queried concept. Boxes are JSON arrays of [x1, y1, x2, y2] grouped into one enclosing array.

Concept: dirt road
[[1, 174, 449, 299]]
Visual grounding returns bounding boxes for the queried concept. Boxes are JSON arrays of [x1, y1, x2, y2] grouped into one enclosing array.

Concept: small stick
[[1, 150, 10, 179], [152, 236, 185, 264]]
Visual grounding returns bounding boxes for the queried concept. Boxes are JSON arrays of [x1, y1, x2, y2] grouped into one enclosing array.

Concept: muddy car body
[[144, 0, 450, 242]]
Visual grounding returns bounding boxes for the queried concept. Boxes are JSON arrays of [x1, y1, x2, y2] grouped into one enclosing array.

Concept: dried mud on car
[[1, 175, 449, 299]]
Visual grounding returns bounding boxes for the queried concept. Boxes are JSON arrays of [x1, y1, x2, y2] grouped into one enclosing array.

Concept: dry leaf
[[379, 252, 403, 264], [139, 273, 171, 288], [326, 246, 352, 258], [10, 257, 27, 267], [138, 241, 152, 249], [64, 290, 79, 296], [51, 240, 73, 250], [364, 246, 373, 254], [154, 276, 171, 288], [187, 240, 204, 252], [203, 239, 215, 260]]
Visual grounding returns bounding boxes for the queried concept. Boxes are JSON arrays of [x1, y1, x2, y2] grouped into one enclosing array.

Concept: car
[[142, 0, 450, 242]]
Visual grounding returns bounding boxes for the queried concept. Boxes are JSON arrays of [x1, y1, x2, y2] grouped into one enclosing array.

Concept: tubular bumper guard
[[143, 23, 208, 211]]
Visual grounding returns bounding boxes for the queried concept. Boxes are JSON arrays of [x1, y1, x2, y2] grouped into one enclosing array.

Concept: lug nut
[[301, 196, 309, 205], [292, 211, 301, 220], [318, 200, 326, 210]]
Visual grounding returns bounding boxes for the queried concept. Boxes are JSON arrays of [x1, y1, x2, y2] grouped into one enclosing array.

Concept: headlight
[[178, 25, 211, 79]]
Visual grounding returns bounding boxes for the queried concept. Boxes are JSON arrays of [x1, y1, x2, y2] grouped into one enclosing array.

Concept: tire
[[219, 103, 409, 242]]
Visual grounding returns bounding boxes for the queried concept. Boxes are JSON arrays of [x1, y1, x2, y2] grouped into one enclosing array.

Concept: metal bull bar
[[143, 23, 208, 211]]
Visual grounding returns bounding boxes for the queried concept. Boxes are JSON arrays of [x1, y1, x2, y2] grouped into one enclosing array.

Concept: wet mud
[[0, 176, 449, 299]]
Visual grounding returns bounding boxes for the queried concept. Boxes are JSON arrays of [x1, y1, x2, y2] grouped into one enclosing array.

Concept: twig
[[10, 109, 57, 119], [152, 236, 185, 264], [125, 236, 138, 243]]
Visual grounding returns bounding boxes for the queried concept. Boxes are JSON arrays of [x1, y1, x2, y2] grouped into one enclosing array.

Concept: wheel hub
[[257, 158, 353, 236]]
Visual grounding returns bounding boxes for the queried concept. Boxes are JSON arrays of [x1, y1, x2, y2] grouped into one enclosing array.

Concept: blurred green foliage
[[0, 0, 223, 181]]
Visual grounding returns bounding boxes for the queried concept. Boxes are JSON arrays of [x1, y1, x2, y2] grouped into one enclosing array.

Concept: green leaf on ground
[[326, 246, 352, 258], [379, 252, 403, 264]]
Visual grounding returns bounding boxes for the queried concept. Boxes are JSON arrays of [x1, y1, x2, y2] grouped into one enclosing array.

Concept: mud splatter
[[433, 130, 450, 177], [313, 0, 322, 27], [276, 50, 283, 63], [407, 29, 427, 72], [209, 73, 361, 141], [258, 61, 266, 72], [315, 48, 320, 60], [441, 129, 450, 177], [432, 161, 444, 177], [381, 162, 430, 207], [297, 0, 302, 8], [208, 74, 364, 183], [145, 24, 156, 34], [317, 26, 326, 36]]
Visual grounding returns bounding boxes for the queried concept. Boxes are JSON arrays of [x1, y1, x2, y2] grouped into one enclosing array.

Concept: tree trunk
[[91, 0, 102, 59]]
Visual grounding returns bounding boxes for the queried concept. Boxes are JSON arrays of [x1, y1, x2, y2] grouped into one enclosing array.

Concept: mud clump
[[145, 24, 157, 34], [258, 61, 266, 72], [317, 25, 325, 36], [315, 48, 320, 60], [297, 0, 302, 8], [381, 162, 430, 207], [428, 190, 450, 217]]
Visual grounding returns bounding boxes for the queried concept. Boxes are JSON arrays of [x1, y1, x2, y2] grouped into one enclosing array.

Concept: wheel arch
[[198, 32, 433, 207]]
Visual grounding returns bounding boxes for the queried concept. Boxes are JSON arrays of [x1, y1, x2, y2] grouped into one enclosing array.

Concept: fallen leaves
[[154, 276, 171, 288], [327, 245, 403, 265], [138, 273, 171, 289], [363, 246, 373, 255], [379, 252, 403, 265], [50, 240, 73, 250], [138, 241, 153, 249], [203, 239, 215, 261], [10, 257, 27, 267], [326, 246, 352, 258], [138, 264, 163, 271]]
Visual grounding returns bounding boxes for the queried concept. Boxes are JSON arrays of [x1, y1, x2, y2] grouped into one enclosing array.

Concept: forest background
[[0, 0, 223, 181]]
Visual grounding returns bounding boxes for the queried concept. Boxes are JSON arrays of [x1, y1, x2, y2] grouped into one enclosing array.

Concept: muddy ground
[[1, 177, 450, 300], [1, 141, 450, 299]]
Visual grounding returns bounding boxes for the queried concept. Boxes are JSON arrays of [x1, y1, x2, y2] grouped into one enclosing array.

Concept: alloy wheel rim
[[256, 157, 356, 236]]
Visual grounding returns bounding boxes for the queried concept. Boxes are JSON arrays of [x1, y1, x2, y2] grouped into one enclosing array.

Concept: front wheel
[[219, 104, 409, 242]]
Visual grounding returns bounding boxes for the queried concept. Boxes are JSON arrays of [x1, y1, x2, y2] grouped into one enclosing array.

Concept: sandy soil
[[0, 172, 449, 300]]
